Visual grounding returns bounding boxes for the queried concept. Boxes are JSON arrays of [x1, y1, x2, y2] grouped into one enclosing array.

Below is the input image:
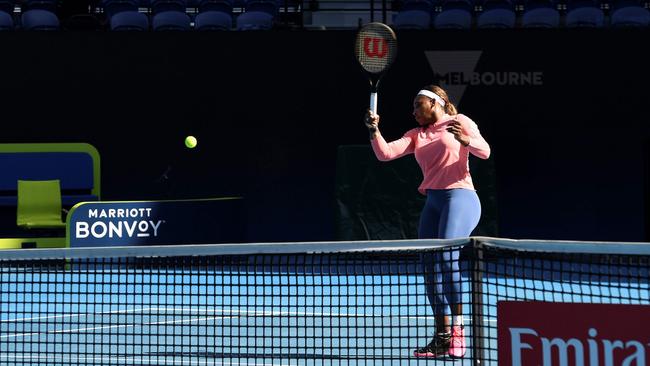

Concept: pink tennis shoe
[[448, 325, 466, 359]]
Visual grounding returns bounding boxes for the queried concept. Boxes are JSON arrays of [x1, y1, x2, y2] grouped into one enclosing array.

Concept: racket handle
[[370, 92, 378, 114]]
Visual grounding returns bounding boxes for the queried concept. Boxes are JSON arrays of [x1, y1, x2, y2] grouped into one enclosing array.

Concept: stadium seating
[[393, 0, 434, 29], [110, 9, 150, 30], [433, 0, 474, 29], [236, 0, 277, 30], [0, 0, 13, 29], [19, 0, 58, 30], [521, 0, 560, 27], [609, 0, 650, 27], [153, 10, 191, 29], [194, 0, 233, 30], [151, 0, 191, 30], [565, 0, 605, 27], [2, 0, 649, 31], [476, 0, 517, 28], [102, 0, 149, 30], [21, 9, 59, 30], [0, 10, 12, 30], [195, 10, 232, 29]]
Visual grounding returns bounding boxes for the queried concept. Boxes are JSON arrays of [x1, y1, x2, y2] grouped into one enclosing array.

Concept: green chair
[[17, 179, 66, 229]]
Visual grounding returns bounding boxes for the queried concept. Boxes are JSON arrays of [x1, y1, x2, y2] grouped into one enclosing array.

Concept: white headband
[[417, 90, 446, 107]]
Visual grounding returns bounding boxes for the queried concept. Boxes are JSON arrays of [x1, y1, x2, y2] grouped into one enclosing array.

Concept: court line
[[1, 306, 490, 341], [0, 354, 287, 366], [0, 315, 237, 340], [145, 307, 489, 323], [0, 307, 157, 323], [1, 306, 438, 323], [1, 305, 486, 325], [145, 306, 440, 320]]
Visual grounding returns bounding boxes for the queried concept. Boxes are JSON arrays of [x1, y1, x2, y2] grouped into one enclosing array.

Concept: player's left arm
[[450, 114, 491, 159]]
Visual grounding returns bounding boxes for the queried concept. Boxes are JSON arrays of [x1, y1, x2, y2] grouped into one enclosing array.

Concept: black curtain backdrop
[[1, 29, 648, 242]]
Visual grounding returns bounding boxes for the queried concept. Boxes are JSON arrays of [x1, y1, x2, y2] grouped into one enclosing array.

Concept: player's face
[[413, 96, 435, 126]]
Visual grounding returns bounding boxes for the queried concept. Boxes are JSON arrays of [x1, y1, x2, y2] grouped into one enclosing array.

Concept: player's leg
[[414, 190, 451, 358], [437, 188, 481, 358], [418, 190, 441, 319]]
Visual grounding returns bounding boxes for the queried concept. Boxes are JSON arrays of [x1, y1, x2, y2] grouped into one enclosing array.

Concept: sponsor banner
[[67, 198, 244, 247], [498, 301, 650, 366]]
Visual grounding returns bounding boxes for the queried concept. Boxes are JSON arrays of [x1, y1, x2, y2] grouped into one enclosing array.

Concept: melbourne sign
[[498, 301, 650, 366], [425, 51, 544, 106]]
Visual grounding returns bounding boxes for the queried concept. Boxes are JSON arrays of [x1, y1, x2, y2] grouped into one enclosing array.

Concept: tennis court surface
[[1, 237, 648, 365]]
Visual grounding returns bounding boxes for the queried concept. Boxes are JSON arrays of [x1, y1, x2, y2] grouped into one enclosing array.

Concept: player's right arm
[[364, 110, 415, 161]]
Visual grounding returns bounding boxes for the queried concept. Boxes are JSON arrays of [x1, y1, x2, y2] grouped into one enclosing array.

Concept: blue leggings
[[418, 189, 481, 316]]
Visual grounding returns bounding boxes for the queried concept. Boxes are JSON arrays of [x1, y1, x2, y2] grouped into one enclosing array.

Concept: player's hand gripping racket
[[355, 22, 397, 115]]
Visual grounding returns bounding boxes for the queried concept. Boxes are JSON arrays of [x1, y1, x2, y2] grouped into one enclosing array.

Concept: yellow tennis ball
[[184, 135, 197, 149]]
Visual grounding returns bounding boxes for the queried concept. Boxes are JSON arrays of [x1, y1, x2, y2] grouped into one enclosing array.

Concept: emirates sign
[[498, 301, 650, 366]]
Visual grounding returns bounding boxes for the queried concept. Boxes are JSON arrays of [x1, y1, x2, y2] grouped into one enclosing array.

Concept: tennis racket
[[354, 22, 398, 115]]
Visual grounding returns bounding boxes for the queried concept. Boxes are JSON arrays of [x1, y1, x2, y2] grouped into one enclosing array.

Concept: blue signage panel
[[67, 197, 244, 247]]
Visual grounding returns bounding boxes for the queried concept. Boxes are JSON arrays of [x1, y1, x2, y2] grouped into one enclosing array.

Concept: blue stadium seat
[[195, 10, 232, 29], [103, 0, 148, 31], [0, 0, 13, 31], [194, 0, 232, 30], [150, 0, 190, 30], [152, 9, 191, 29], [21, 9, 59, 30], [476, 0, 516, 28], [433, 0, 473, 29], [0, 10, 13, 30], [394, 0, 434, 29], [110, 10, 150, 30], [236, 0, 277, 30], [609, 0, 650, 27], [565, 0, 605, 27], [521, 0, 560, 27]]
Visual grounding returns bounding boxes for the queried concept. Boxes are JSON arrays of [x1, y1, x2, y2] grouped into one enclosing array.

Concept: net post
[[470, 237, 485, 365]]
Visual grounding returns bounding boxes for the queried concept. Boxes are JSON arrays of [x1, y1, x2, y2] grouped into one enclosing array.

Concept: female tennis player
[[364, 84, 490, 359]]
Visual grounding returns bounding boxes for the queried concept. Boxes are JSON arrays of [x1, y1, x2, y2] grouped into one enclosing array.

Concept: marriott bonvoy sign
[[66, 198, 244, 247], [498, 301, 650, 366], [76, 207, 163, 240]]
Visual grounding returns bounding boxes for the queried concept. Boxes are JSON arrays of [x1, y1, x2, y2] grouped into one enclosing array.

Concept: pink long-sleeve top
[[370, 113, 491, 195]]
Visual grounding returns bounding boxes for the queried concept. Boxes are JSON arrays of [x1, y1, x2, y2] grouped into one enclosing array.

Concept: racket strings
[[355, 24, 397, 74]]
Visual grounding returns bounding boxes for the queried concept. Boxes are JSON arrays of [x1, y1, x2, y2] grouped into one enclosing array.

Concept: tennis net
[[472, 237, 650, 365], [1, 237, 649, 365]]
